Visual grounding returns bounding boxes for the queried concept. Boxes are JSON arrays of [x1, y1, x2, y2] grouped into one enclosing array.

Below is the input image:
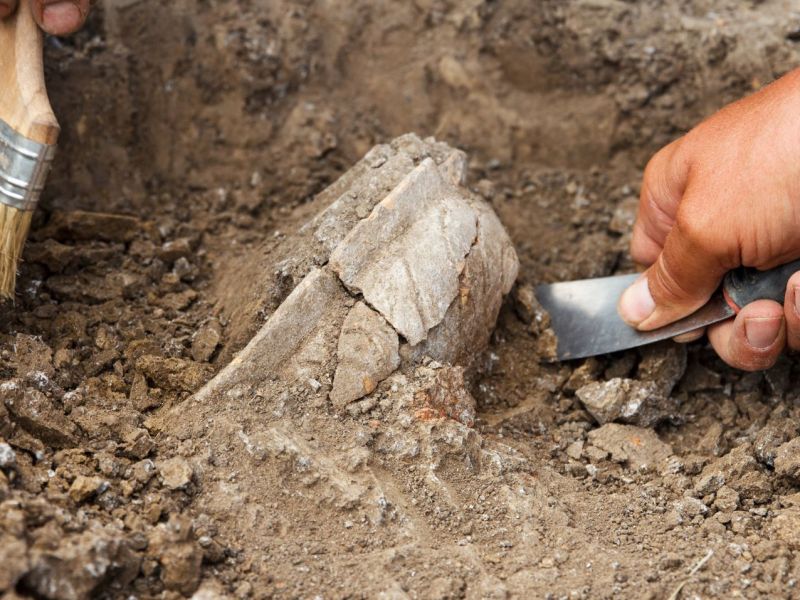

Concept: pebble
[[68, 475, 106, 503], [0, 442, 16, 469], [157, 456, 194, 490]]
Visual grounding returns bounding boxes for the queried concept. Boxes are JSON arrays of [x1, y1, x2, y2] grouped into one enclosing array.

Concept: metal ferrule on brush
[[0, 118, 56, 212]]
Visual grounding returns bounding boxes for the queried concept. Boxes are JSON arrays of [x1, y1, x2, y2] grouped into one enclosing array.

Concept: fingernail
[[618, 275, 656, 325], [744, 316, 782, 349], [794, 285, 800, 317]]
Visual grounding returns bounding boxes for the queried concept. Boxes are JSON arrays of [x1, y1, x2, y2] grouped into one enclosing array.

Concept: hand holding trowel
[[538, 64, 800, 370], [537, 260, 800, 361]]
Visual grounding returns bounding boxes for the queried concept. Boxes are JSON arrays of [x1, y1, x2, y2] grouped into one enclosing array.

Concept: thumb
[[619, 207, 732, 331]]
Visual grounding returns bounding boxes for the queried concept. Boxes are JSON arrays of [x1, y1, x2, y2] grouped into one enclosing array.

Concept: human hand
[[0, 0, 89, 36], [618, 68, 800, 371]]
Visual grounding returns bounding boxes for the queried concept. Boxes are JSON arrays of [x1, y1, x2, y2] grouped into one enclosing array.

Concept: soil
[[4, 1, 800, 598]]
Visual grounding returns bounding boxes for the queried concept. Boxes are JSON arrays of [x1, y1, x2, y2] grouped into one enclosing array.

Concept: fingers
[[619, 199, 732, 331], [708, 299, 785, 371], [630, 139, 690, 266], [0, 0, 18, 18], [33, 0, 88, 35], [784, 271, 800, 352]]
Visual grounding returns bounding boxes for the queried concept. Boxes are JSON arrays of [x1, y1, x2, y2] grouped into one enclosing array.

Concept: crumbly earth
[[3, 1, 800, 598]]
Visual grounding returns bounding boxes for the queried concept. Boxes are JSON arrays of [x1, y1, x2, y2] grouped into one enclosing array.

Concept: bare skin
[[0, 0, 89, 36], [619, 68, 800, 371]]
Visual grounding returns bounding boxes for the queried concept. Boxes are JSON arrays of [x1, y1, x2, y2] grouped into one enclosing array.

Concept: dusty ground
[[4, 0, 800, 598]]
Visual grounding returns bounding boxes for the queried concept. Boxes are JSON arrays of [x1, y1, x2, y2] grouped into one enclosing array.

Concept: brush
[[0, 0, 59, 299]]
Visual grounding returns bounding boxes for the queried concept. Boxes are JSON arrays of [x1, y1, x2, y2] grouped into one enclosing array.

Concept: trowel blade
[[535, 273, 735, 360]]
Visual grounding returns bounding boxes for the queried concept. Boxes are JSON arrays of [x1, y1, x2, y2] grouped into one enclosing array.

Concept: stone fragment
[[637, 342, 686, 394], [194, 268, 350, 400], [330, 302, 400, 409], [693, 445, 766, 500], [587, 423, 672, 471], [755, 419, 799, 467], [12, 334, 54, 379], [513, 283, 550, 335], [410, 198, 518, 365], [0, 534, 28, 590], [68, 476, 106, 503], [608, 196, 638, 234], [23, 526, 139, 600], [713, 486, 740, 512], [0, 442, 16, 469], [576, 378, 674, 427], [330, 158, 478, 346], [158, 238, 193, 263], [40, 210, 141, 243], [771, 508, 800, 549], [136, 356, 212, 393], [158, 457, 194, 490], [122, 428, 155, 460], [148, 516, 202, 595], [191, 319, 223, 362], [576, 343, 685, 427], [774, 438, 800, 481], [672, 497, 708, 520], [1, 381, 79, 448]]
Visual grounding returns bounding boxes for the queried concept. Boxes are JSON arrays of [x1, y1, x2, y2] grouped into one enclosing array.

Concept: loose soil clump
[[3, 1, 800, 598]]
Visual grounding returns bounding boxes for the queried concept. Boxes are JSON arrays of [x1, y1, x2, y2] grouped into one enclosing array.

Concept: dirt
[[3, 0, 800, 598]]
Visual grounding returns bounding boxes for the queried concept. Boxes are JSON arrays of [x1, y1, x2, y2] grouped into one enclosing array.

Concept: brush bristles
[[0, 205, 34, 300]]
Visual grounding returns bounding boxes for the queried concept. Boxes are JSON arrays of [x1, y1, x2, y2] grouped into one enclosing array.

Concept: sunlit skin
[[0, 0, 89, 36], [619, 68, 800, 371]]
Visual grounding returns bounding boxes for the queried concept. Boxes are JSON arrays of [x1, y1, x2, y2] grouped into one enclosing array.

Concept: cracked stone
[[587, 423, 672, 471], [576, 378, 675, 427], [330, 158, 478, 346], [330, 302, 400, 409]]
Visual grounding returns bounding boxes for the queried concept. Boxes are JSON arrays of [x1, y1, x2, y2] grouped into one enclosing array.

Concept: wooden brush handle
[[0, 0, 59, 145]]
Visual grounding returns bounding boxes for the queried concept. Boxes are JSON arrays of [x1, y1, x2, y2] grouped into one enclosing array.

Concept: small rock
[[755, 419, 799, 467], [713, 486, 740, 512], [774, 438, 800, 481], [563, 358, 602, 394], [0, 534, 29, 590], [330, 302, 400, 409], [158, 238, 193, 263], [68, 476, 106, 503], [576, 378, 677, 427], [23, 526, 139, 600], [149, 516, 202, 595], [566, 440, 584, 460], [587, 423, 672, 471], [137, 356, 212, 393], [12, 334, 54, 379], [771, 508, 800, 549], [158, 457, 194, 490], [672, 497, 708, 519], [122, 428, 155, 460], [191, 319, 222, 362], [513, 283, 550, 335], [1, 381, 79, 448], [41, 210, 141, 243], [0, 442, 17, 469], [608, 196, 638, 235]]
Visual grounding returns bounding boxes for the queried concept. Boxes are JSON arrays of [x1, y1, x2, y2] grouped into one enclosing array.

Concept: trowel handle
[[723, 259, 800, 310]]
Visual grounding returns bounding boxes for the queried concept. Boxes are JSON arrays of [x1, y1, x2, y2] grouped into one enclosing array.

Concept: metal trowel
[[536, 259, 800, 361]]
